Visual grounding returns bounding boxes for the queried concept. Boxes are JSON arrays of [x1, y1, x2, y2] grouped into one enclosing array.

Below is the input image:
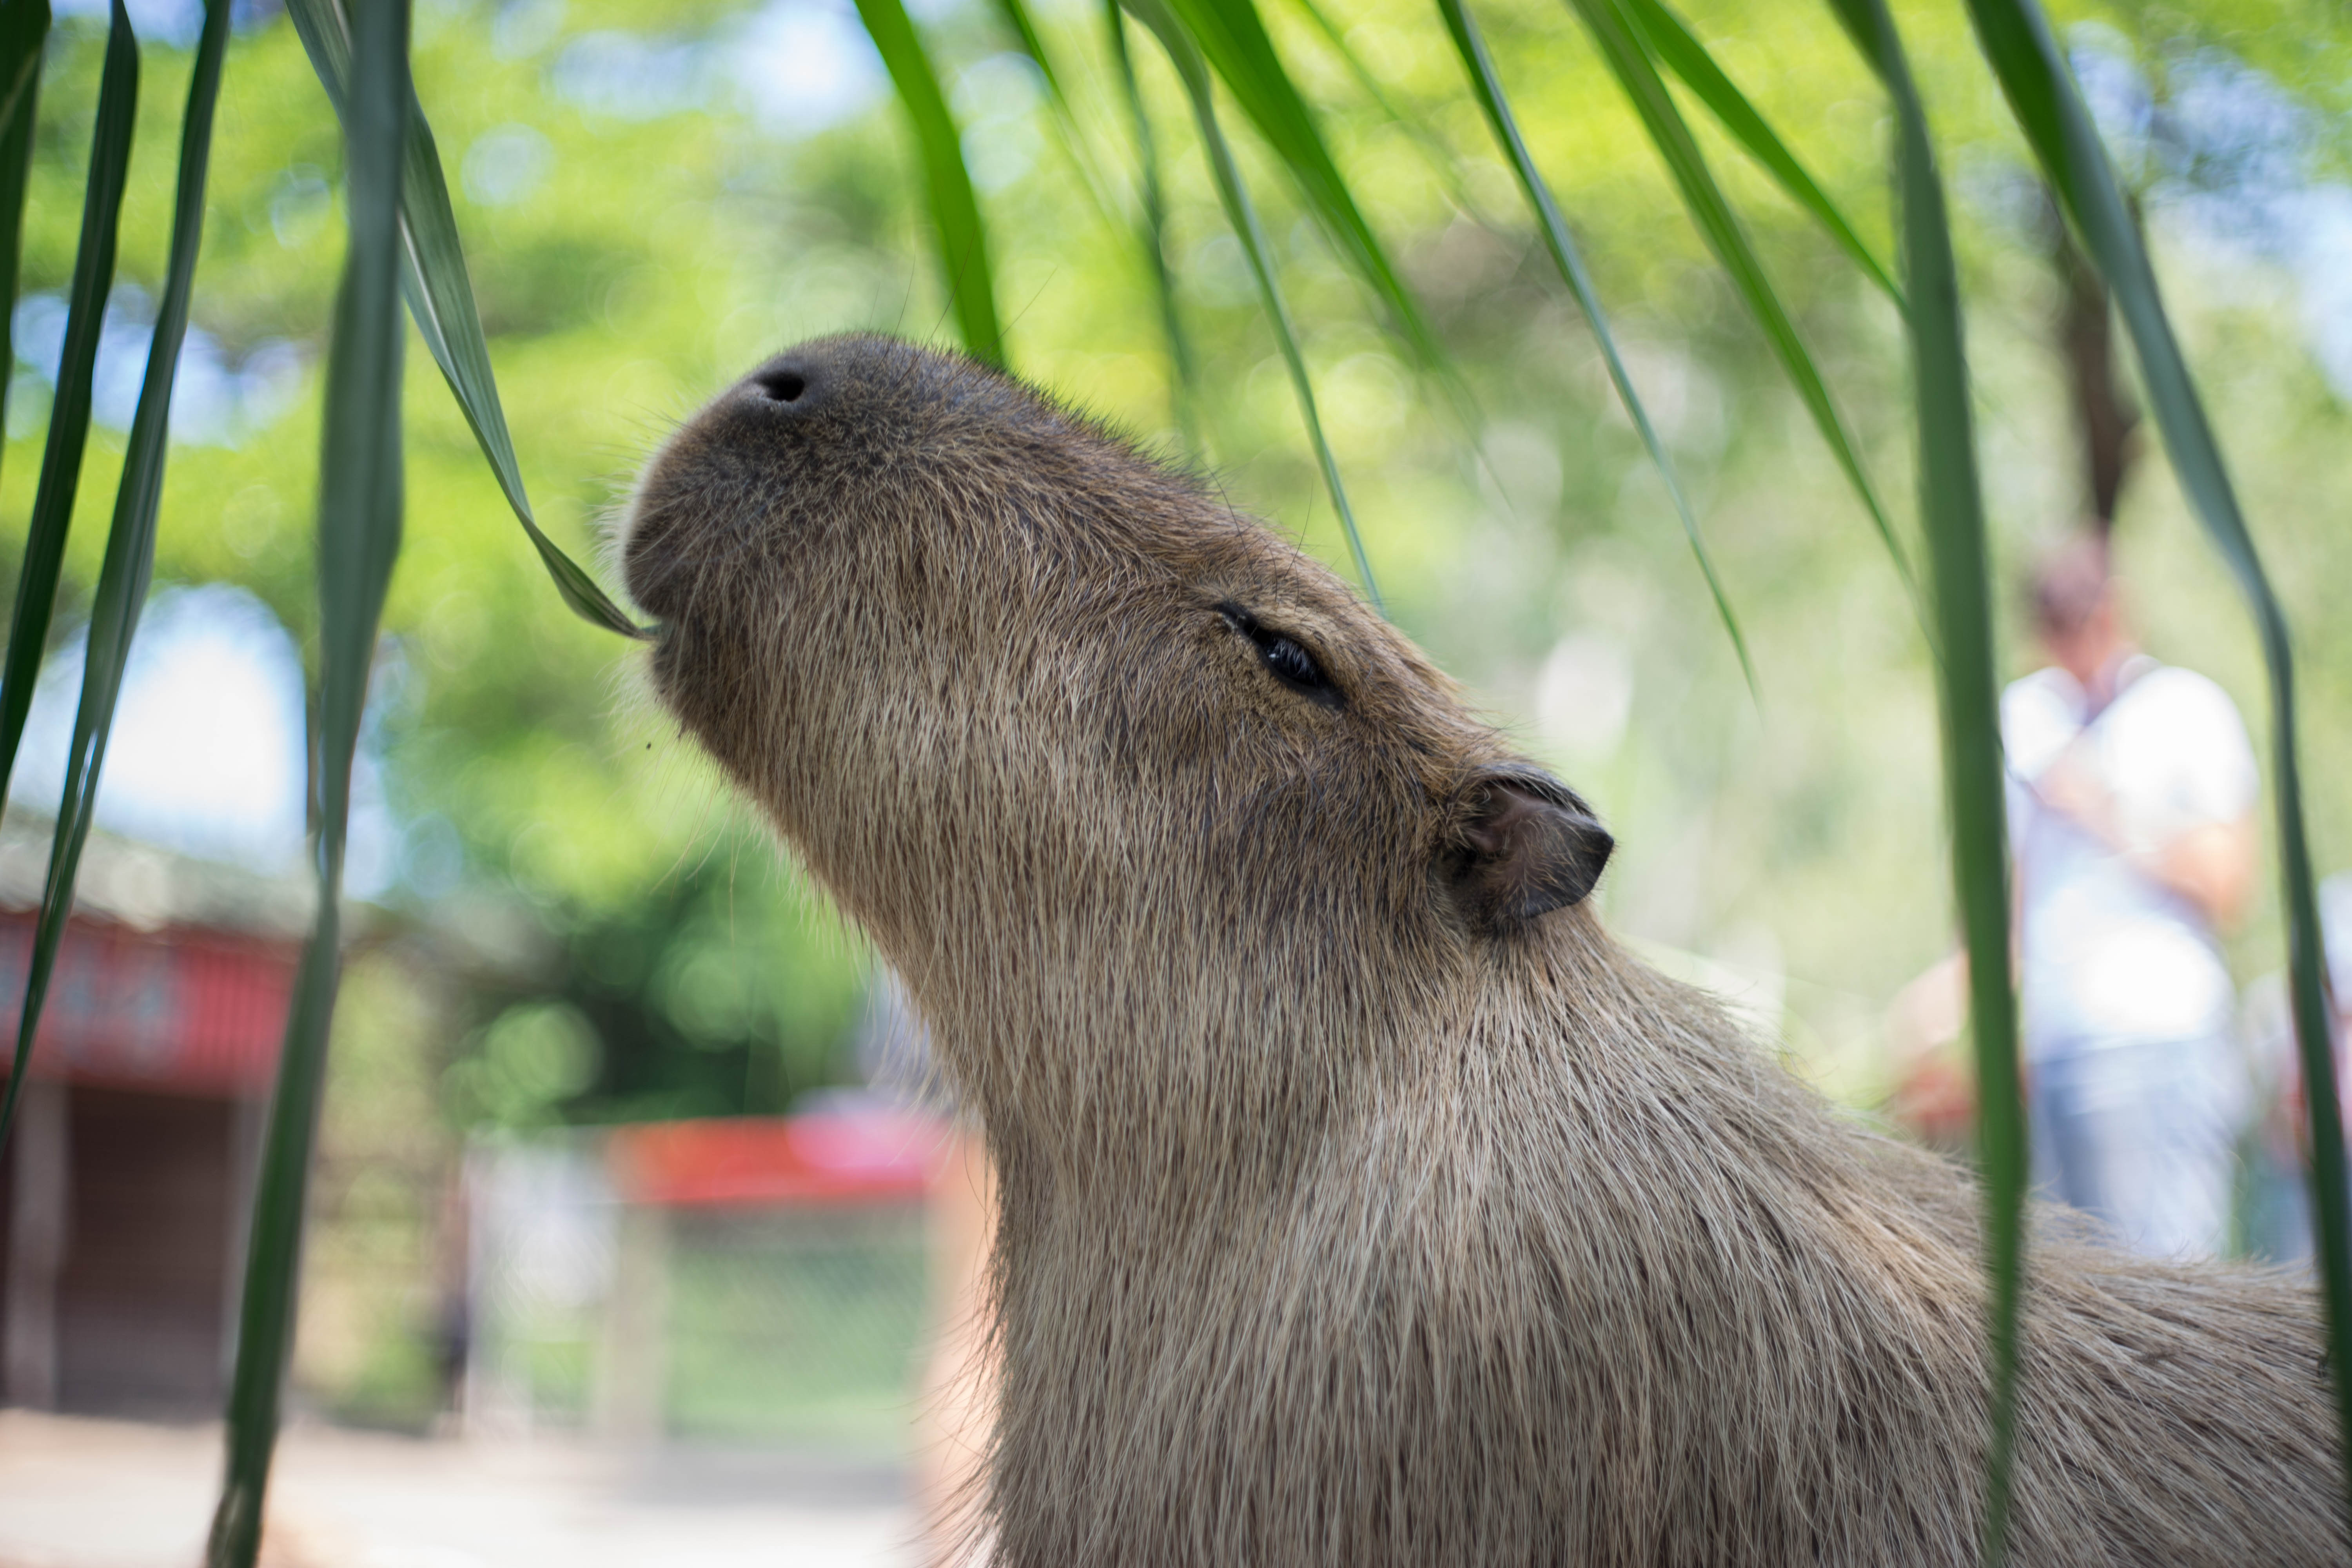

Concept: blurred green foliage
[[5, 0, 2350, 1120]]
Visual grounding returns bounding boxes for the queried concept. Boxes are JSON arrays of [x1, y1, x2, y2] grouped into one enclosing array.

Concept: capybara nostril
[[750, 361, 811, 407]]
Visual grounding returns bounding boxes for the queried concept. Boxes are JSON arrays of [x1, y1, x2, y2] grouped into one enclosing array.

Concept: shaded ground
[[0, 1412, 913, 1568]]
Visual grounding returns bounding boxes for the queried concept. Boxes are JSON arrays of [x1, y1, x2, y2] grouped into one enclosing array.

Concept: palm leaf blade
[[1623, 0, 1900, 305], [1126, 0, 1380, 610], [1561, 0, 1908, 586], [1437, 0, 1753, 694], [282, 0, 643, 638], [0, 0, 50, 466], [1158, 0, 1441, 372], [7, 0, 231, 1157], [854, 0, 1007, 368], [0, 0, 135, 1151], [1961, 0, 2352, 1527], [207, 0, 411, 1558], [1826, 0, 2025, 1554]]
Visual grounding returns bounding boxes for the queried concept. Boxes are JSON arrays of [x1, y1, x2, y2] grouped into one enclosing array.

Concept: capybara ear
[[1447, 769, 1614, 929]]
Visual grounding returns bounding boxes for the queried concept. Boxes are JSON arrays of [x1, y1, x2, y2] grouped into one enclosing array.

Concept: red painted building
[[0, 832, 303, 1419]]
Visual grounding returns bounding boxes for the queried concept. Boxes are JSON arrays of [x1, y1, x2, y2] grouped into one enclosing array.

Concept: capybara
[[621, 334, 2345, 1566]]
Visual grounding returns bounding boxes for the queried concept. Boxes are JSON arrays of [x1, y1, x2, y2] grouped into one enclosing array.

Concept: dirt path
[[0, 1412, 913, 1568]]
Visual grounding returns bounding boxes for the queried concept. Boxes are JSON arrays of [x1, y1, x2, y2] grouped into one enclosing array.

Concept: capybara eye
[[1215, 602, 1341, 710], [1261, 636, 1323, 691]]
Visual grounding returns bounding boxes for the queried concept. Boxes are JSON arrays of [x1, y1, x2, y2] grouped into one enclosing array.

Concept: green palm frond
[[5, 0, 230, 1154], [1563, 0, 1909, 588], [1626, 0, 1900, 306], [1160, 0, 1440, 373], [0, 0, 47, 463], [0, 0, 136, 1136], [209, 0, 413, 1559], [283, 0, 645, 639], [1438, 0, 1753, 693], [1962, 0, 2352, 1529], [1126, 0, 1381, 609], [857, 0, 1008, 368], [1826, 0, 2024, 1554]]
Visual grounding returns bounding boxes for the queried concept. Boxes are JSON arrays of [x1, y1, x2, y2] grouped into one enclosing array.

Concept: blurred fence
[[461, 1109, 935, 1454]]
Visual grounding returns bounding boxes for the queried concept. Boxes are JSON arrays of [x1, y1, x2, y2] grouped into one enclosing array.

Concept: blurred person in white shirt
[[2001, 539, 2258, 1258]]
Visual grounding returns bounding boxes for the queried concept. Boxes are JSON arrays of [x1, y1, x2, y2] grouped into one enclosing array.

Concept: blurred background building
[[0, 823, 299, 1419]]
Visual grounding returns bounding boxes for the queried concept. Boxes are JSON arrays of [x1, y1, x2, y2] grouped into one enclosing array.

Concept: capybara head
[[624, 334, 1610, 1157]]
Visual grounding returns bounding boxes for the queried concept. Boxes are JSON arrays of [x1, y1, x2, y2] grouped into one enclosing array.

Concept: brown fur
[[622, 334, 2347, 1566]]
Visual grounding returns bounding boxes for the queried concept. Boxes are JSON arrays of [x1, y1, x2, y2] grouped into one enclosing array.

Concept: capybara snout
[[621, 335, 915, 616]]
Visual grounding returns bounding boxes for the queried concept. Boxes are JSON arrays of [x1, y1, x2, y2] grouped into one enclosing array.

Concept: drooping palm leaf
[[1560, 0, 1909, 587], [988, 0, 1125, 230], [1282, 0, 1481, 218], [281, 0, 643, 639], [1157, 0, 1442, 372], [207, 0, 410, 1558], [1437, 0, 1753, 694], [1961, 0, 2352, 1524], [1126, 0, 1380, 610], [0, 0, 50, 464], [1103, 0, 1203, 449], [1825, 0, 2024, 1555], [1622, 0, 1900, 306], [986, 0, 1201, 438], [854, 0, 1007, 368], [0, 0, 134, 1142], [5, 0, 230, 1161]]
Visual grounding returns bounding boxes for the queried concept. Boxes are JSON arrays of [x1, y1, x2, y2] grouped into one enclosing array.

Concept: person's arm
[[2154, 814, 2257, 927], [1889, 951, 1969, 1065], [2031, 740, 2256, 928]]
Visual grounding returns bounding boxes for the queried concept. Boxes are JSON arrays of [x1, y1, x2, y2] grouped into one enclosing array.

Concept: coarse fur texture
[[622, 333, 2347, 1566]]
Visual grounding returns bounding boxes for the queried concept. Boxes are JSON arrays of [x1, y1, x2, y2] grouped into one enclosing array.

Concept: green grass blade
[[1962, 0, 2352, 1527], [1560, 0, 1908, 588], [282, 0, 643, 639], [1126, 0, 1379, 611], [1437, 0, 1753, 695], [2, 0, 229, 1159], [1621, 0, 1899, 306], [0, 1, 134, 1070], [1103, 0, 1201, 448], [206, 0, 408, 1557], [1827, 0, 2023, 1553], [1155, 0, 1442, 374], [0, 0, 50, 467], [852, 0, 1006, 368]]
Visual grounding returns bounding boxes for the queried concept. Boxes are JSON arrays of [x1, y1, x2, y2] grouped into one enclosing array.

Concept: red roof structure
[[605, 1108, 939, 1208], [0, 911, 297, 1096]]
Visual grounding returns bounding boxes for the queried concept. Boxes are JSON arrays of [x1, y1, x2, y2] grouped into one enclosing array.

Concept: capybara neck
[[625, 334, 2346, 1568]]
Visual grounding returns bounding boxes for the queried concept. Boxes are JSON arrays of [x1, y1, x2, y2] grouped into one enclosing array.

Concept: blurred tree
[[2, 0, 2348, 1123]]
